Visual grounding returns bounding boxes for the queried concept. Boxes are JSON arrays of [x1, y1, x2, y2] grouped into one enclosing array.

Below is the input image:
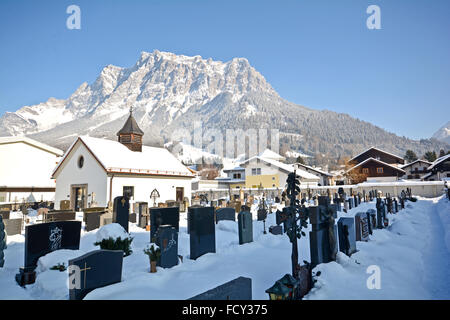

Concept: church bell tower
[[117, 107, 144, 152]]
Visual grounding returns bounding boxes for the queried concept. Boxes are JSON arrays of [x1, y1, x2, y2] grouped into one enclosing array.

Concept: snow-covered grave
[[0, 196, 449, 300]]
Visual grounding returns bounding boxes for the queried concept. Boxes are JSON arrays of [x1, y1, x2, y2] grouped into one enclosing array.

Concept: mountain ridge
[[0, 50, 448, 163]]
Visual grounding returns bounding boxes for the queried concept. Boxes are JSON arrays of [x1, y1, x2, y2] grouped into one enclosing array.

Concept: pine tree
[[404, 150, 418, 163], [424, 151, 437, 162]]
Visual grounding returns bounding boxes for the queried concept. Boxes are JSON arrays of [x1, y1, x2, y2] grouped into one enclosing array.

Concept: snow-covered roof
[[53, 136, 194, 178], [241, 156, 320, 181], [223, 166, 245, 172], [258, 149, 286, 161], [346, 157, 406, 174], [401, 159, 432, 169], [427, 154, 450, 171], [0, 136, 63, 156], [350, 147, 404, 163], [295, 163, 333, 177]]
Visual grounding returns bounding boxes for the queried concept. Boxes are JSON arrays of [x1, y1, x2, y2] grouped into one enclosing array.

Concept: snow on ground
[[0, 196, 449, 300]]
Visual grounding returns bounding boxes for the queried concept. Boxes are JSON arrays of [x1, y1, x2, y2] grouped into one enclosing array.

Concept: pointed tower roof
[[117, 107, 144, 136]]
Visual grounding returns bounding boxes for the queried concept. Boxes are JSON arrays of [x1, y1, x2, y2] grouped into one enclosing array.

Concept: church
[[52, 109, 194, 211]]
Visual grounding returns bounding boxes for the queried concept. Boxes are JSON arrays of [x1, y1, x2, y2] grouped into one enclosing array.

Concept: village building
[[401, 159, 432, 180], [52, 109, 194, 211], [240, 155, 320, 189], [294, 163, 334, 186], [422, 154, 450, 181], [0, 136, 63, 203], [346, 147, 406, 184]]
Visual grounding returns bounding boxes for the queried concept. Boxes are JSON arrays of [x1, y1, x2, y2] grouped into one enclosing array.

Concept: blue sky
[[0, 0, 449, 139]]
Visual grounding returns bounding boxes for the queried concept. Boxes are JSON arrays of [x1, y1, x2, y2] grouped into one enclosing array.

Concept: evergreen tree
[[439, 149, 446, 158], [296, 156, 305, 164], [424, 151, 437, 162], [404, 150, 418, 163]]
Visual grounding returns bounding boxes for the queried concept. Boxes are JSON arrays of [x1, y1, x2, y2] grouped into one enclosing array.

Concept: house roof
[[346, 157, 406, 174], [258, 149, 286, 161], [0, 136, 63, 156], [241, 156, 320, 181], [295, 163, 333, 177], [349, 147, 404, 163], [428, 154, 450, 171], [52, 136, 194, 178], [401, 159, 432, 169], [223, 166, 245, 172], [116, 111, 144, 136]]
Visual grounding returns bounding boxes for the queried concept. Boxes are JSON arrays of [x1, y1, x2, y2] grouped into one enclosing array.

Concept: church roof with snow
[[52, 136, 194, 178]]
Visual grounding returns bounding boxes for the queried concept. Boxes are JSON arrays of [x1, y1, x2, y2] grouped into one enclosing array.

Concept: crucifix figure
[[80, 262, 91, 289]]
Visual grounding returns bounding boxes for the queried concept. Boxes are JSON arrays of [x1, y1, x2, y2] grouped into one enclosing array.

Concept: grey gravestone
[[0, 216, 6, 267], [69, 249, 123, 300], [16, 220, 81, 286], [366, 209, 376, 235], [215, 208, 236, 224], [137, 202, 149, 228], [113, 196, 129, 233], [309, 205, 338, 268], [3, 218, 22, 236], [337, 217, 357, 256], [238, 211, 253, 245], [129, 212, 136, 223], [85, 211, 107, 232], [355, 213, 370, 242], [150, 207, 179, 242], [269, 225, 283, 235], [45, 211, 76, 222], [189, 206, 215, 260], [188, 277, 252, 300], [155, 225, 178, 268]]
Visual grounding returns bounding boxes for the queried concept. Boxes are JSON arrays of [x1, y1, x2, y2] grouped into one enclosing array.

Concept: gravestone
[[269, 225, 283, 235], [155, 225, 178, 269], [354, 213, 370, 242], [348, 198, 353, 210], [0, 211, 10, 220], [238, 210, 253, 245], [188, 277, 252, 300], [60, 200, 70, 211], [188, 206, 215, 260], [309, 204, 338, 268], [85, 210, 109, 232], [337, 217, 357, 256], [150, 207, 180, 242], [257, 208, 267, 222], [354, 195, 358, 207], [69, 249, 123, 300], [215, 208, 236, 224], [376, 199, 385, 229], [137, 202, 149, 228], [113, 196, 130, 233], [16, 220, 81, 286], [45, 211, 76, 223], [393, 199, 398, 213], [366, 209, 376, 235], [0, 216, 6, 268], [129, 212, 136, 223], [3, 218, 22, 236]]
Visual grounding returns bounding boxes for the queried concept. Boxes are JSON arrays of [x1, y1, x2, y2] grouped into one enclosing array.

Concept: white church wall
[[54, 142, 108, 209]]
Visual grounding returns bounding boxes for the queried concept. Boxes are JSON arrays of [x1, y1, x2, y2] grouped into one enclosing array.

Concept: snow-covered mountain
[[0, 50, 448, 159], [432, 121, 450, 145]]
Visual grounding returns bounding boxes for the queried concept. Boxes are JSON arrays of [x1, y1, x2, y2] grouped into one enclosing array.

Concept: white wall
[[54, 142, 108, 209], [107, 175, 192, 205], [0, 142, 60, 187]]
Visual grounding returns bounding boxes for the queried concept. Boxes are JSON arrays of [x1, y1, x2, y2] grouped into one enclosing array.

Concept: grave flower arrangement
[[94, 223, 133, 256], [143, 243, 161, 273]]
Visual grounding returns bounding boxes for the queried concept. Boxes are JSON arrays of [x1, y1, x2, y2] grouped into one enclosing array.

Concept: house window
[[362, 168, 369, 174], [233, 173, 241, 179], [376, 167, 384, 174], [251, 168, 261, 175], [123, 186, 134, 199]]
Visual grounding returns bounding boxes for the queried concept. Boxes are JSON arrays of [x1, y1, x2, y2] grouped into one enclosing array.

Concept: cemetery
[[0, 181, 449, 300]]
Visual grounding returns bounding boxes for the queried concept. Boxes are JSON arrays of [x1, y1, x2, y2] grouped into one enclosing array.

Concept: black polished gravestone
[[393, 198, 399, 213], [3, 218, 22, 236], [215, 208, 236, 224], [355, 212, 370, 242], [366, 209, 376, 235], [238, 210, 253, 245], [0, 216, 6, 268], [113, 196, 130, 233], [150, 207, 179, 242], [337, 217, 357, 256], [137, 202, 149, 229], [68, 249, 123, 300], [188, 276, 252, 300], [188, 206, 216, 260], [155, 225, 178, 269], [376, 199, 385, 229], [309, 205, 338, 268], [16, 221, 81, 286]]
